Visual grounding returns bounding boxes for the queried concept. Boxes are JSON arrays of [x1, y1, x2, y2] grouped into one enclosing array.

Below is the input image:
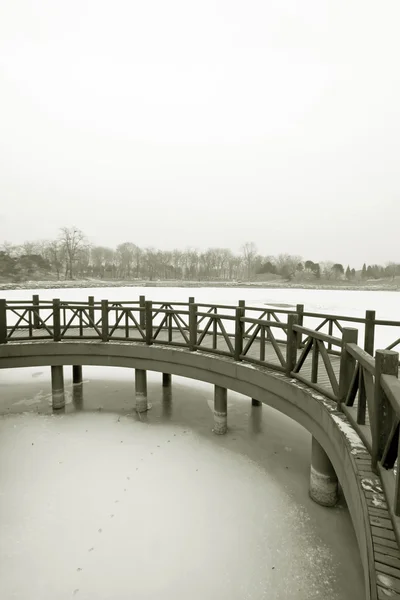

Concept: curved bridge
[[2, 296, 400, 599]]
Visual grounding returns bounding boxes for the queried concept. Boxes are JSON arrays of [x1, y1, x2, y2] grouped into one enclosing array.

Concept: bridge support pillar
[[309, 437, 338, 507], [213, 385, 227, 435], [162, 373, 171, 387], [51, 365, 65, 410], [72, 365, 82, 385], [252, 398, 262, 407], [135, 369, 148, 413]]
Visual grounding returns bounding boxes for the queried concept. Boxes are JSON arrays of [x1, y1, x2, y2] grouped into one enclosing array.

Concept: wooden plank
[[369, 500, 388, 511], [376, 561, 400, 580], [359, 470, 375, 477], [375, 553, 400, 570], [373, 536, 399, 550], [375, 544, 400, 559], [370, 516, 395, 530], [372, 526, 397, 541], [378, 584, 400, 599], [370, 507, 392, 518]]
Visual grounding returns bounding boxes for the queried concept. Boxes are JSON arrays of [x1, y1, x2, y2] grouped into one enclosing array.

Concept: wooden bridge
[[2, 295, 400, 599]]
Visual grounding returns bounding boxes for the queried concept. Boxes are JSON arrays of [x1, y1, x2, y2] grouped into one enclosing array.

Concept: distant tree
[[385, 262, 397, 281], [312, 263, 321, 279], [59, 227, 88, 279], [275, 254, 303, 280], [0, 251, 16, 277], [304, 260, 315, 271], [345, 265, 351, 280], [256, 261, 277, 275], [351, 268, 356, 278], [241, 242, 258, 280], [332, 264, 344, 279], [361, 263, 367, 280]]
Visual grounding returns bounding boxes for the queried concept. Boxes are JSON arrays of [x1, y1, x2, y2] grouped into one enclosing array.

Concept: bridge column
[[252, 398, 262, 407], [309, 437, 338, 507], [72, 366, 83, 410], [135, 369, 148, 413], [213, 385, 227, 435], [162, 373, 171, 387], [51, 365, 65, 410], [72, 365, 82, 385]]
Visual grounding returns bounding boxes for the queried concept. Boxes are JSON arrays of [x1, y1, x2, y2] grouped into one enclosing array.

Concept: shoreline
[[1, 279, 400, 293]]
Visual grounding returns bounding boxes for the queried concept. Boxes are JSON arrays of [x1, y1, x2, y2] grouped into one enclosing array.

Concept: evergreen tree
[[361, 263, 367, 279]]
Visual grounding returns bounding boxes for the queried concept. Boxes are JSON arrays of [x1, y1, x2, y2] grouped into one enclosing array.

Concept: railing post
[[296, 304, 304, 348], [145, 301, 153, 345], [88, 296, 95, 323], [286, 314, 298, 376], [188, 296, 195, 304], [32, 294, 40, 329], [139, 295, 146, 330], [189, 302, 197, 351], [234, 302, 245, 361], [101, 300, 109, 342], [372, 349, 399, 472], [53, 299, 61, 342], [338, 327, 358, 409], [0, 299, 7, 344], [364, 310, 376, 356]]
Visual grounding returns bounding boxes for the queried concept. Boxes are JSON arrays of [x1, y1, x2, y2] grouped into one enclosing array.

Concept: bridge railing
[[288, 322, 344, 401], [4, 295, 400, 356]]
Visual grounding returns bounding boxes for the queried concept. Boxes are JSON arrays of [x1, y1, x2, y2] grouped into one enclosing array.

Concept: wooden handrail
[[345, 343, 376, 375], [381, 374, 400, 415], [293, 324, 342, 347]]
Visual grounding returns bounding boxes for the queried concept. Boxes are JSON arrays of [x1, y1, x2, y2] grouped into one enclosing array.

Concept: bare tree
[[44, 240, 65, 279], [241, 242, 258, 280], [59, 227, 88, 279]]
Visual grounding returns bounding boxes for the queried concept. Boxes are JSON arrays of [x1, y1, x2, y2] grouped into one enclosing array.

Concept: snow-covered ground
[[0, 366, 364, 600]]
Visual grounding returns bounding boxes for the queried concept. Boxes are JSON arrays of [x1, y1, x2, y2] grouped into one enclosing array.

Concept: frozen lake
[[2, 285, 397, 599]]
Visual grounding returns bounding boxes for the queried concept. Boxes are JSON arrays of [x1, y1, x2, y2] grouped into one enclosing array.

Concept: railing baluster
[[213, 308, 217, 349], [260, 326, 265, 362], [357, 366, 366, 425], [28, 308, 33, 338], [32, 294, 40, 329], [311, 339, 319, 383], [0, 299, 7, 344], [88, 296, 95, 324], [168, 311, 173, 343], [328, 319, 333, 353], [234, 303, 245, 361], [286, 314, 298, 376], [296, 304, 304, 349], [364, 310, 376, 356], [372, 349, 399, 472], [101, 300, 109, 342], [145, 301, 153, 345], [189, 303, 197, 351], [338, 328, 358, 410], [139, 295, 146, 330], [53, 299, 61, 342]]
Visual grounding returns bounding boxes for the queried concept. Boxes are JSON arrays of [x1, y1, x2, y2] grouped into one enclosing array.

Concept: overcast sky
[[0, 1, 399, 268]]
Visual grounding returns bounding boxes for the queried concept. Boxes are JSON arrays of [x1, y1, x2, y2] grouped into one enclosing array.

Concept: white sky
[[0, 0, 399, 268]]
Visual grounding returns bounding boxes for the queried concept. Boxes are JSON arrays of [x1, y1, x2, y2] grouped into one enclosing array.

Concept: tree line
[[0, 227, 399, 283]]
